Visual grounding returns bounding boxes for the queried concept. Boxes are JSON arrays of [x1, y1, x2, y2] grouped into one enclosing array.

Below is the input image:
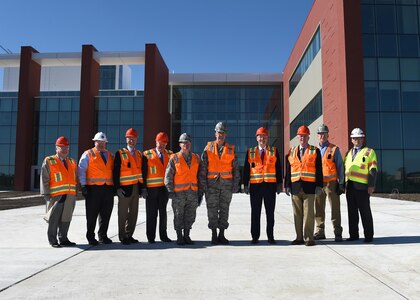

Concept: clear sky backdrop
[[0, 0, 314, 90]]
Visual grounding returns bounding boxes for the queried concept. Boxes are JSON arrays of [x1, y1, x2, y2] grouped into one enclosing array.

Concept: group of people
[[40, 121, 378, 248]]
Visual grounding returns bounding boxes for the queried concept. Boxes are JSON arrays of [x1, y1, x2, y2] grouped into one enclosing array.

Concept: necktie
[[100, 152, 107, 164], [352, 148, 358, 161], [63, 159, 68, 170], [159, 153, 164, 165], [261, 149, 265, 163], [300, 147, 304, 159]]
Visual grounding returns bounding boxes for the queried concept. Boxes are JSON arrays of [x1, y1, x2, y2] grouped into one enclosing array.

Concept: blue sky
[[0, 0, 314, 89]]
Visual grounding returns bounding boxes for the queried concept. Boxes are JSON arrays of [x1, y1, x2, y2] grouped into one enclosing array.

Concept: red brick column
[[14, 46, 41, 191]]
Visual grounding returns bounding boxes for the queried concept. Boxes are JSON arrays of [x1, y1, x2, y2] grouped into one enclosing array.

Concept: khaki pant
[[292, 191, 315, 242], [315, 181, 343, 236], [118, 184, 139, 241]]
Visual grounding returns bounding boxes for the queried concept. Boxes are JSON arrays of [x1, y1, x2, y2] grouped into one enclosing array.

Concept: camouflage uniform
[[164, 151, 200, 231], [199, 143, 240, 230]]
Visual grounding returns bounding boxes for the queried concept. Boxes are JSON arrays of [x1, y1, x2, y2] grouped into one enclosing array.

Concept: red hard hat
[[156, 132, 169, 143], [125, 128, 138, 138], [55, 136, 69, 147], [297, 125, 310, 135], [255, 127, 269, 137]]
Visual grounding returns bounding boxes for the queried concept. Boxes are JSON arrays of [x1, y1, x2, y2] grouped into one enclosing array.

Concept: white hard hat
[[92, 132, 108, 142], [350, 128, 365, 138], [179, 133, 192, 143]]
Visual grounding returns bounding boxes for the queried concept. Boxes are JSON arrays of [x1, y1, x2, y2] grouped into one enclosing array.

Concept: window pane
[[398, 35, 420, 57], [363, 34, 376, 57], [404, 150, 420, 192], [364, 58, 378, 80], [365, 81, 379, 111], [59, 98, 72, 111], [400, 58, 420, 80], [365, 112, 381, 149], [379, 82, 401, 111], [377, 35, 398, 57], [381, 150, 403, 192], [0, 99, 13, 112], [108, 98, 120, 110], [380, 113, 402, 149], [403, 113, 420, 148], [401, 82, 420, 111], [378, 58, 400, 80], [397, 6, 418, 34], [362, 5, 375, 33], [376, 5, 397, 34]]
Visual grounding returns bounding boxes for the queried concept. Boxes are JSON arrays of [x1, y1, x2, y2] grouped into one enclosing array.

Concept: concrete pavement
[[0, 193, 419, 299]]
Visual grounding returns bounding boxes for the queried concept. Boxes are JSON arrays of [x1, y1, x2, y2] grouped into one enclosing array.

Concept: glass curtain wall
[[95, 90, 144, 153], [361, 0, 420, 192], [171, 85, 283, 166], [0, 92, 18, 189]]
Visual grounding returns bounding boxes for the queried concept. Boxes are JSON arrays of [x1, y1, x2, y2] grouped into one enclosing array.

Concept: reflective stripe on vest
[[143, 148, 173, 187], [206, 141, 234, 180], [322, 144, 338, 183], [47, 156, 77, 197], [248, 146, 277, 184], [173, 152, 199, 192], [119, 148, 143, 186], [288, 145, 317, 182], [86, 148, 114, 185]]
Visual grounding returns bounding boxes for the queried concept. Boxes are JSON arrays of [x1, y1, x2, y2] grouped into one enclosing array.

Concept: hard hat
[[350, 128, 365, 138], [125, 128, 138, 138], [297, 125, 310, 136], [255, 127, 269, 137], [92, 132, 108, 142], [156, 132, 169, 143], [179, 133, 192, 143], [214, 122, 227, 133], [317, 124, 329, 134], [55, 136, 69, 147]]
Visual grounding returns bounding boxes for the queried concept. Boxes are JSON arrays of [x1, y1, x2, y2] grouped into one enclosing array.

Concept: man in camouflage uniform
[[164, 133, 202, 246], [199, 122, 240, 245]]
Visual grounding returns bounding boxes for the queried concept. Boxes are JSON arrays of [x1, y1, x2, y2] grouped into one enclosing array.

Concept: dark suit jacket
[[284, 147, 323, 195], [113, 150, 143, 197]]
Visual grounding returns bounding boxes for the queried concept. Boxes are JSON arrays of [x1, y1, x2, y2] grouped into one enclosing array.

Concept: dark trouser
[[346, 181, 374, 239], [146, 186, 169, 241], [85, 185, 114, 241], [250, 182, 276, 241]]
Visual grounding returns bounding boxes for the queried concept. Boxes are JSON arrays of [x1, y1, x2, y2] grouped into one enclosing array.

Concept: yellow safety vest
[[344, 147, 378, 185]]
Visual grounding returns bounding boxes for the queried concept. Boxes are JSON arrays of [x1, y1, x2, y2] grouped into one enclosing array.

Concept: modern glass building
[[1, 0, 420, 193]]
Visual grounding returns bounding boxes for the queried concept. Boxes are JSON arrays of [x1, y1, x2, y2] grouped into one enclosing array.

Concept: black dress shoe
[[268, 238, 276, 244], [251, 239, 259, 244], [51, 242, 61, 248], [148, 239, 155, 244], [291, 239, 304, 245], [364, 238, 373, 243], [160, 236, 172, 243], [129, 237, 139, 244], [346, 237, 360, 241], [60, 240, 76, 246], [88, 239, 99, 246], [121, 238, 131, 245], [314, 233, 326, 240], [99, 237, 113, 244]]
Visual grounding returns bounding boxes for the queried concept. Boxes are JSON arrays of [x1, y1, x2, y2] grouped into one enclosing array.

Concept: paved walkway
[[0, 193, 419, 299]]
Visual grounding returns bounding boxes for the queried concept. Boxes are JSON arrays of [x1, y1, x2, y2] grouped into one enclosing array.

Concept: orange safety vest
[[173, 152, 199, 192], [248, 146, 277, 184], [288, 145, 317, 183], [118, 148, 143, 186], [206, 141, 234, 180], [47, 155, 77, 197], [86, 148, 114, 186], [143, 148, 173, 188], [322, 144, 338, 183]]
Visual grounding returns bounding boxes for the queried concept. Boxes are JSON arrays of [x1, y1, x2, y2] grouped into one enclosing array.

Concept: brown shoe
[[291, 239, 304, 245], [305, 240, 316, 246], [314, 232, 326, 240]]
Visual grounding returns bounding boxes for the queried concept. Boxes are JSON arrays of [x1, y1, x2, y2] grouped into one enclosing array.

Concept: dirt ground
[[0, 191, 419, 211]]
